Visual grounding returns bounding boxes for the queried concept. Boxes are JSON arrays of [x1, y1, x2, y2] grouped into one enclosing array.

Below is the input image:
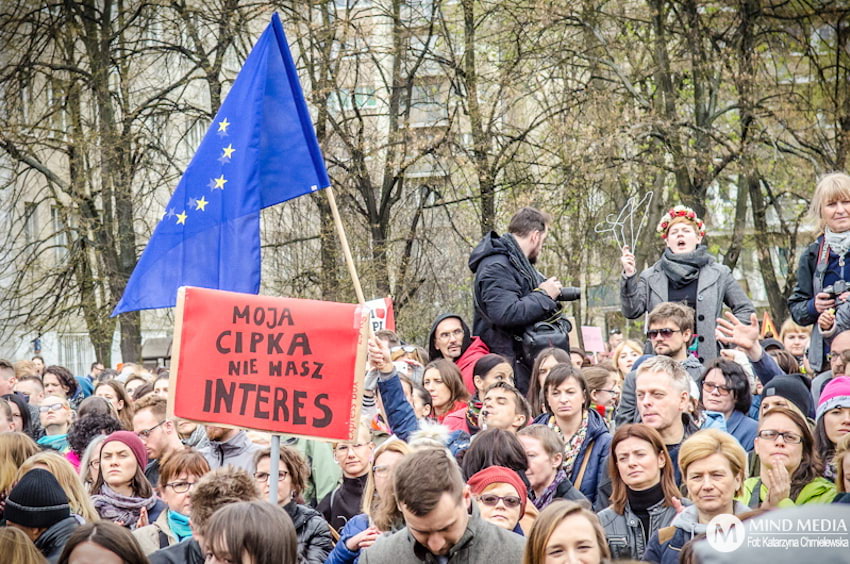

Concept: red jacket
[[456, 336, 489, 393]]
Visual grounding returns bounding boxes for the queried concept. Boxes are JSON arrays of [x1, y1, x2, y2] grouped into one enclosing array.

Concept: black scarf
[[658, 245, 712, 289], [502, 233, 542, 287]]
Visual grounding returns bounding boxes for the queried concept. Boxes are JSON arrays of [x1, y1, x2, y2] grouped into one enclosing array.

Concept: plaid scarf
[[548, 410, 588, 476]]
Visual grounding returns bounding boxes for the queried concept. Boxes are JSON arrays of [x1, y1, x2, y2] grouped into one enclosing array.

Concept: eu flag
[[113, 14, 329, 315]]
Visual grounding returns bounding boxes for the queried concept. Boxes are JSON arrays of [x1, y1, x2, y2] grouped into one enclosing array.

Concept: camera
[[558, 287, 581, 302], [823, 280, 849, 300]]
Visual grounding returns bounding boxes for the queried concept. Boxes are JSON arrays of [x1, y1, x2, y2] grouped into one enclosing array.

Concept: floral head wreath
[[656, 205, 705, 239]]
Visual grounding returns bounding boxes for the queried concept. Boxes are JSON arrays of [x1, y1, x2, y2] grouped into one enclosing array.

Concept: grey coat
[[620, 259, 755, 363], [598, 500, 679, 561], [359, 506, 525, 564]]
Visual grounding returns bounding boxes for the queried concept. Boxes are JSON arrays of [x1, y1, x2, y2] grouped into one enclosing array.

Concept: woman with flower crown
[[619, 205, 755, 364]]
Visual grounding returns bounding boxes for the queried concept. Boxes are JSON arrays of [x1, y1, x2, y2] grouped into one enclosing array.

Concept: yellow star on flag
[[213, 175, 227, 190], [217, 118, 230, 133], [176, 211, 188, 225], [195, 196, 208, 211], [222, 144, 235, 159]]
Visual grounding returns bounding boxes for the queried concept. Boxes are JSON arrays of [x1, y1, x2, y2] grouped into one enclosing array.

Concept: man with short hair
[[427, 314, 490, 393], [149, 466, 261, 564], [444, 356, 515, 435], [634, 355, 697, 484], [133, 395, 185, 486], [615, 302, 703, 426], [478, 381, 530, 433], [0, 359, 17, 396], [470, 207, 564, 394], [200, 425, 261, 474], [361, 448, 524, 563], [14, 375, 44, 405]]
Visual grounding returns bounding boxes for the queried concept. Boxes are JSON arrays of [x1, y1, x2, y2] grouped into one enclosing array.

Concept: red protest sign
[[168, 287, 368, 441]]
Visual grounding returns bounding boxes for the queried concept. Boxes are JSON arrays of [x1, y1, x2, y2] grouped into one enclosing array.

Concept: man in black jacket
[[469, 207, 563, 394]]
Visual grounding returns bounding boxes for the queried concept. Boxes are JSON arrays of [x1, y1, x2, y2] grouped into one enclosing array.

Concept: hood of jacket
[[468, 231, 511, 274], [209, 430, 253, 456], [670, 501, 749, 536], [428, 313, 472, 360]]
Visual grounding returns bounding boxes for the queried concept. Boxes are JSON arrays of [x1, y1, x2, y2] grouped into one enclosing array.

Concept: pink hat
[[817, 376, 850, 421], [467, 465, 528, 518], [102, 430, 148, 469]]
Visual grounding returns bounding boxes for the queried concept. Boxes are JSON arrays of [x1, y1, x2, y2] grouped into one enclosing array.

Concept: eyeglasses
[[646, 328, 681, 340], [164, 480, 197, 493], [136, 420, 166, 439], [89, 459, 100, 469], [391, 345, 417, 354], [757, 430, 803, 445], [334, 443, 368, 454], [253, 471, 289, 483], [437, 328, 464, 341], [702, 382, 732, 395], [476, 494, 522, 509], [38, 402, 66, 413], [599, 388, 620, 396]]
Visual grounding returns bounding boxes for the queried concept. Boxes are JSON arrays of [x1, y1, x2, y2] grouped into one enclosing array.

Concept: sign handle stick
[[270, 434, 280, 504], [326, 186, 366, 305]]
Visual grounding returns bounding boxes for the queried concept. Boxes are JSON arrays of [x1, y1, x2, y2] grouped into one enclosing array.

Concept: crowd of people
[[3, 175, 850, 563]]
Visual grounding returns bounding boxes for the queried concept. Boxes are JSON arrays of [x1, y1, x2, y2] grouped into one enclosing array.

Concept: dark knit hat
[[102, 430, 148, 469], [466, 465, 528, 518], [763, 374, 814, 419], [4, 468, 71, 528]]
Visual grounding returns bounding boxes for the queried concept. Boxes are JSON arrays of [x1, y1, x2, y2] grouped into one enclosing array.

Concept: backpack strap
[[815, 236, 830, 295], [748, 479, 763, 509], [657, 525, 677, 545], [573, 439, 596, 491]]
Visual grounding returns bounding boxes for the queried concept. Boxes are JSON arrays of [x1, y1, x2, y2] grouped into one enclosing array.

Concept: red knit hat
[[466, 466, 528, 518], [102, 430, 148, 469]]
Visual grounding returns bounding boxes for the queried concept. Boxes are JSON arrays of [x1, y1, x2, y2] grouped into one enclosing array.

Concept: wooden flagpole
[[326, 186, 366, 306]]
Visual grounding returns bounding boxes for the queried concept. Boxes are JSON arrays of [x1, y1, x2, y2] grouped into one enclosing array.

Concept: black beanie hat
[[4, 468, 71, 529], [762, 373, 814, 419]]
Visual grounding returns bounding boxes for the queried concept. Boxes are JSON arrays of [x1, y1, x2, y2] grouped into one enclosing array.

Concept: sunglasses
[[39, 402, 67, 413], [646, 328, 681, 340], [476, 494, 522, 509]]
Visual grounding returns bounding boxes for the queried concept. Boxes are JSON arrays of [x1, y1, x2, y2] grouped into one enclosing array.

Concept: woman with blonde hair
[[645, 429, 749, 563], [326, 439, 411, 564], [611, 339, 644, 382], [790, 172, 850, 372], [523, 499, 610, 564], [0, 527, 47, 564], [17, 450, 99, 523], [831, 433, 850, 504], [0, 432, 40, 519]]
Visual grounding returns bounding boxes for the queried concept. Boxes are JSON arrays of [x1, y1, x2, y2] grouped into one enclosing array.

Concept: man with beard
[[469, 207, 563, 395]]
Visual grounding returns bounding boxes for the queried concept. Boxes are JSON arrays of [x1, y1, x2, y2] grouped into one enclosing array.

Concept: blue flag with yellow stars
[[113, 14, 329, 315]]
